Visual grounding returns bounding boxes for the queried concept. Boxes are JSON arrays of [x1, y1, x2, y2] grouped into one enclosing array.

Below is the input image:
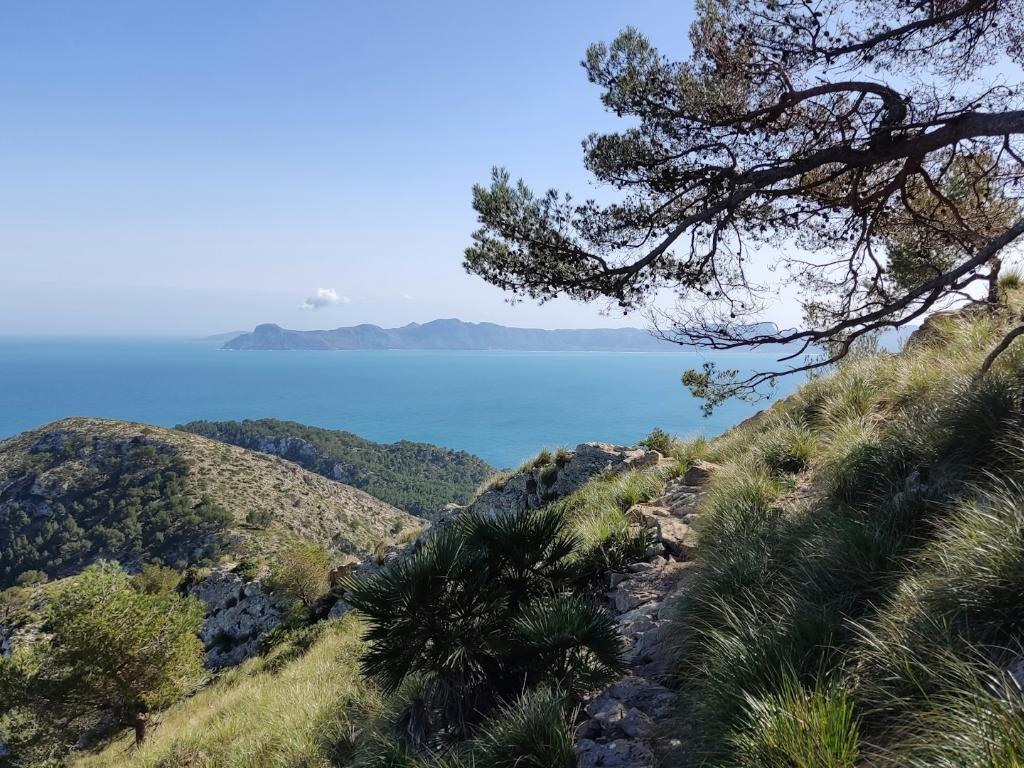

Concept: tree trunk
[[988, 257, 1003, 307], [133, 712, 149, 748]]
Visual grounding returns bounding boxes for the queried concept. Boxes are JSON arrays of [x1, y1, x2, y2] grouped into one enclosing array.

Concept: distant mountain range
[[222, 318, 917, 353], [223, 319, 686, 351]]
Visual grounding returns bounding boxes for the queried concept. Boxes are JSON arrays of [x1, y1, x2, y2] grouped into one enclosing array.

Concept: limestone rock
[[189, 566, 284, 668], [328, 554, 361, 587], [588, 677, 679, 721], [576, 737, 655, 768], [682, 459, 720, 486], [653, 517, 698, 559], [470, 443, 659, 518], [327, 597, 354, 620], [0, 624, 15, 657]]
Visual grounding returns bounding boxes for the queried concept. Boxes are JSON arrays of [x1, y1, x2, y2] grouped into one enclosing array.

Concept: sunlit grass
[[75, 616, 377, 768]]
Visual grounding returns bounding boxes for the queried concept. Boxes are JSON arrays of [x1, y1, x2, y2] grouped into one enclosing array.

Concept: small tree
[[0, 561, 204, 747], [269, 541, 333, 609], [131, 563, 182, 595]]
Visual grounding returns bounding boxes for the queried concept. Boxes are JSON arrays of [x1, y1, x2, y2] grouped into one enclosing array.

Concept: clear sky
[[1, 1, 719, 336]]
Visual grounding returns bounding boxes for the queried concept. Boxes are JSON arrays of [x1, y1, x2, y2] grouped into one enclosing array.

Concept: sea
[[0, 337, 800, 468]]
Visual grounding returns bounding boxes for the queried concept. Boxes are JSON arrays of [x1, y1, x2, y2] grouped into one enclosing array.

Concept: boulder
[[682, 459, 720, 486], [0, 623, 16, 657], [328, 554, 362, 588], [189, 566, 284, 668], [652, 517, 698, 559]]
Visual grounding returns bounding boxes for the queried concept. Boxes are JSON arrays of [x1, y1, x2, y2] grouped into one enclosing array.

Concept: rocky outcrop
[[471, 443, 661, 518], [188, 566, 285, 668], [0, 624, 15, 657], [575, 466, 715, 767]]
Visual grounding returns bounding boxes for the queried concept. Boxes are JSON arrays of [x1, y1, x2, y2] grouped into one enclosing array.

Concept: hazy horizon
[[0, 1, 808, 337]]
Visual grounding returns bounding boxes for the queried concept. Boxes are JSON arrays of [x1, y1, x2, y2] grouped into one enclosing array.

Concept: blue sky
[[1, 1, 706, 335]]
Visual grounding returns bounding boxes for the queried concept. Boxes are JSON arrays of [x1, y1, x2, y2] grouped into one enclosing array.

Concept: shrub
[[269, 541, 333, 609], [639, 426, 677, 455], [731, 673, 860, 768], [345, 508, 623, 736], [1, 561, 205, 752], [245, 508, 275, 529], [470, 687, 577, 768], [234, 555, 261, 582], [14, 570, 48, 587], [76, 616, 376, 768], [132, 563, 182, 595]]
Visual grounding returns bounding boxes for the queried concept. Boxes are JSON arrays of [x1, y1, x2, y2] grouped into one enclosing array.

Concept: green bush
[[345, 508, 623, 737], [132, 563, 182, 595], [269, 541, 333, 609], [245, 508, 275, 529], [470, 687, 576, 768], [639, 426, 677, 455], [14, 570, 48, 587], [1, 561, 205, 758], [731, 673, 860, 768]]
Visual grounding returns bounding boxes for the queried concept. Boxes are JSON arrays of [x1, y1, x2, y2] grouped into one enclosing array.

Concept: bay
[[0, 337, 798, 467]]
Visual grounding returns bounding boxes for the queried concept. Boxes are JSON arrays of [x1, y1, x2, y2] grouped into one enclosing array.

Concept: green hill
[[176, 419, 493, 516], [0, 418, 425, 588]]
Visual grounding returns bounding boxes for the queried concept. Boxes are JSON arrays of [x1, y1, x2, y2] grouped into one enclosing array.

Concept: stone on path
[[576, 463, 716, 766]]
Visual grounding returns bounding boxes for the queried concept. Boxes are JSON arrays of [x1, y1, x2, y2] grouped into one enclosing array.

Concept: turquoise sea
[[0, 337, 798, 468]]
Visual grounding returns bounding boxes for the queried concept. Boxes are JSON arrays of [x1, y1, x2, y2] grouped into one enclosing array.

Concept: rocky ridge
[[575, 460, 717, 768], [470, 443, 661, 518]]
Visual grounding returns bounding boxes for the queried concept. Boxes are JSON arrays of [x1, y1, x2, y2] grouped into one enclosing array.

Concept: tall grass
[[669, 300, 1024, 765], [553, 466, 669, 550], [469, 687, 577, 768], [731, 672, 860, 768], [75, 616, 377, 768]]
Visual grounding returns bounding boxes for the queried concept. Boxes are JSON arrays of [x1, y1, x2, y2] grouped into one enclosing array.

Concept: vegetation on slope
[[1, 563, 206, 762], [0, 428, 230, 588], [0, 418, 424, 589], [20, 300, 1024, 768], [74, 616, 376, 768], [177, 419, 493, 516], [669, 288, 1024, 766]]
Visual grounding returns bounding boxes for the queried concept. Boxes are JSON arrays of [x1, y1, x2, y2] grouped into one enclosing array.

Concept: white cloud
[[401, 293, 412, 300], [298, 287, 349, 310]]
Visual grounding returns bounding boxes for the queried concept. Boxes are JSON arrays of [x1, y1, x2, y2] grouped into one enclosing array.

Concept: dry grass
[[75, 616, 378, 768]]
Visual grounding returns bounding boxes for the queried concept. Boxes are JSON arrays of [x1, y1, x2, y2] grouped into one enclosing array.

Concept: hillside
[[72, 296, 1024, 768], [176, 418, 493, 516], [0, 417, 424, 588]]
